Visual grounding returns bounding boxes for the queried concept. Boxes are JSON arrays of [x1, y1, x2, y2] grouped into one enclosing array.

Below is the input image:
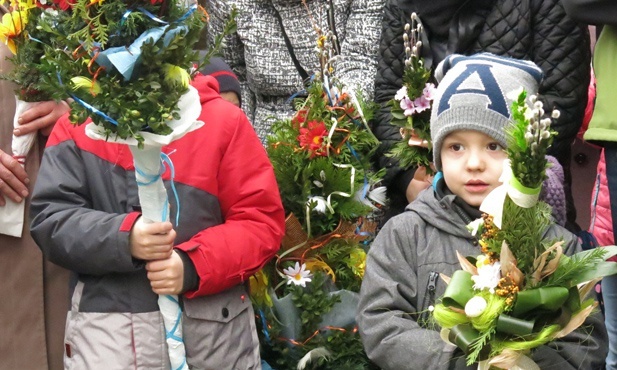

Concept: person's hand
[[129, 218, 176, 261], [14, 100, 70, 137], [146, 250, 185, 295], [405, 165, 434, 203], [0, 148, 29, 206]]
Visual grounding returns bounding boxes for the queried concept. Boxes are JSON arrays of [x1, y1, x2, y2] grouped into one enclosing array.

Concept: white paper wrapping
[[86, 87, 202, 370], [0, 97, 43, 237], [480, 159, 540, 229]]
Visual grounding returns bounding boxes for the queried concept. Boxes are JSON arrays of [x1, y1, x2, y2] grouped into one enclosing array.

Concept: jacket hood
[[191, 73, 224, 105]]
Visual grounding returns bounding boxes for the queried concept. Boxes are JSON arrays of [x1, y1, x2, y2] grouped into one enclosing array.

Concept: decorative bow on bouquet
[[387, 12, 436, 173], [44, 0, 231, 368], [250, 16, 384, 370], [432, 90, 617, 369], [0, 0, 69, 237]]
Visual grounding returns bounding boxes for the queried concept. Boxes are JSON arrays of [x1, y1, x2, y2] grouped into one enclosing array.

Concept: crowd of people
[[0, 0, 615, 369]]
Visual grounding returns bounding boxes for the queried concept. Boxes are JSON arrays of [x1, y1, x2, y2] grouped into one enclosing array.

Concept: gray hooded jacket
[[357, 184, 607, 370]]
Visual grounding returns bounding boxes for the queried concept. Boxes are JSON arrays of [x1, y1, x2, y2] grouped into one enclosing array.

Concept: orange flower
[[297, 120, 328, 158]]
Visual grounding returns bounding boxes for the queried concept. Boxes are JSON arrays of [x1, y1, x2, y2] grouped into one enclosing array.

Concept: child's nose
[[466, 150, 485, 171]]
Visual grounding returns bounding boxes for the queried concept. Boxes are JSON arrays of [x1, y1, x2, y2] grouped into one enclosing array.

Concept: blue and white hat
[[430, 53, 543, 170]]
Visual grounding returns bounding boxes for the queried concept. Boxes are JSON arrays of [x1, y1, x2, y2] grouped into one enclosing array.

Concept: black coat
[[373, 0, 591, 221]]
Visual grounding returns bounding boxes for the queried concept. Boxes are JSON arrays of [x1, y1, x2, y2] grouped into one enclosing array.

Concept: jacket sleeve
[[562, 0, 617, 26], [335, 0, 385, 102], [205, 0, 257, 122], [30, 117, 141, 276], [532, 0, 591, 168], [356, 216, 455, 370], [175, 108, 285, 298], [372, 0, 417, 195]]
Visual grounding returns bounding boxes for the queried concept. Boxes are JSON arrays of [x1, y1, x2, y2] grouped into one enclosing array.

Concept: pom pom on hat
[[541, 155, 567, 227]]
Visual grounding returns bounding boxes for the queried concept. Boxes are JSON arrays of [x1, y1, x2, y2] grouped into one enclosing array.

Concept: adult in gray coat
[[205, 0, 384, 143]]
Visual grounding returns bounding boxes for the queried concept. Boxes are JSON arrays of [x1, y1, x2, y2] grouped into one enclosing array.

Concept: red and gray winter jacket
[[30, 73, 285, 369]]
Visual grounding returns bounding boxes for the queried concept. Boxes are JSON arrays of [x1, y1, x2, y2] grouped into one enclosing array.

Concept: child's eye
[[449, 143, 463, 152], [487, 143, 503, 151]]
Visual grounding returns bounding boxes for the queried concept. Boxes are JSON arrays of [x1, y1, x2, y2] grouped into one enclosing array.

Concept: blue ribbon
[[161, 151, 181, 227], [164, 295, 183, 342], [258, 309, 271, 343], [132, 151, 181, 226], [96, 4, 198, 81]]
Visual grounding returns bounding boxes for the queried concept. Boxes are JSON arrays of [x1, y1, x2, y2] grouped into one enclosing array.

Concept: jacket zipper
[[418, 271, 439, 326]]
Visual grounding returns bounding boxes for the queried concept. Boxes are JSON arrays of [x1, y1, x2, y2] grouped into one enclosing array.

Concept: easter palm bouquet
[[432, 90, 617, 369], [0, 0, 70, 237], [387, 12, 436, 173], [251, 20, 384, 370]]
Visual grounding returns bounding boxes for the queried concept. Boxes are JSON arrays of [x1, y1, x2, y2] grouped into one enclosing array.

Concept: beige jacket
[[0, 43, 70, 370]]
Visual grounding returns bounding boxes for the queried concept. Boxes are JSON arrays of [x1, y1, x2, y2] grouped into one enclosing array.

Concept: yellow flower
[[317, 35, 327, 48], [475, 254, 491, 268], [0, 10, 27, 55], [305, 258, 336, 282], [71, 76, 102, 96], [249, 270, 272, 307], [348, 248, 367, 279], [11, 0, 36, 11], [162, 64, 190, 89]]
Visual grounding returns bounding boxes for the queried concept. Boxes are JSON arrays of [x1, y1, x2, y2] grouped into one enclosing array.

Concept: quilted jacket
[[373, 0, 591, 199]]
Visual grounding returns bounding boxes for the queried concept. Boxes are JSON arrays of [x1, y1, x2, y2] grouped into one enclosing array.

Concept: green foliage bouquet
[[250, 21, 384, 370], [0, 0, 70, 101], [432, 90, 617, 369], [387, 12, 435, 173], [45, 0, 221, 148]]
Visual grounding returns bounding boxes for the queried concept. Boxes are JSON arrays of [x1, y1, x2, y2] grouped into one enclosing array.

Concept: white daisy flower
[[283, 262, 313, 287]]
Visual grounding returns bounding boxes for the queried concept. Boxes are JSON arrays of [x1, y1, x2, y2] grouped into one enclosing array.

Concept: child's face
[[440, 130, 507, 207]]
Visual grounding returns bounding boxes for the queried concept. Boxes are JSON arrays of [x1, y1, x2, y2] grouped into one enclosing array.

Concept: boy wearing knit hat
[[200, 57, 242, 107], [356, 53, 607, 370]]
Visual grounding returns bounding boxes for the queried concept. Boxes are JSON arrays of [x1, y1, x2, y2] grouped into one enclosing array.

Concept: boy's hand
[[146, 251, 185, 295], [129, 218, 175, 261]]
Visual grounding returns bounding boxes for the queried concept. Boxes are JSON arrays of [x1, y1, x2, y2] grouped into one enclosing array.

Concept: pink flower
[[413, 95, 431, 113], [423, 83, 436, 100], [394, 86, 408, 101], [400, 97, 416, 116]]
